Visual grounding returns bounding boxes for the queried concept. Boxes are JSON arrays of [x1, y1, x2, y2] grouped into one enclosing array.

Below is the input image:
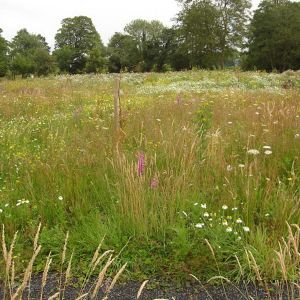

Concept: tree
[[177, 0, 251, 68], [10, 29, 53, 77], [177, 0, 220, 68], [107, 32, 140, 72], [158, 28, 190, 71], [0, 29, 9, 76], [54, 16, 105, 73], [124, 19, 166, 71], [244, 0, 300, 71]]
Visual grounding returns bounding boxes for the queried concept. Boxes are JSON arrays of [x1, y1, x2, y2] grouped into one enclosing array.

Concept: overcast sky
[[1, 0, 261, 50]]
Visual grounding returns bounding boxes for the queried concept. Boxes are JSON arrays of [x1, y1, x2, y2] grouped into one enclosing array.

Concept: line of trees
[[0, 0, 299, 77]]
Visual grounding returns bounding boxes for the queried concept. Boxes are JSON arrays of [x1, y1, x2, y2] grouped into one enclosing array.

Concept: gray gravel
[[0, 274, 298, 299]]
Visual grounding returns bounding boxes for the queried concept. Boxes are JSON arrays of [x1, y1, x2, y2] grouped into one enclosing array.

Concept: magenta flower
[[137, 152, 145, 176], [150, 177, 159, 189]]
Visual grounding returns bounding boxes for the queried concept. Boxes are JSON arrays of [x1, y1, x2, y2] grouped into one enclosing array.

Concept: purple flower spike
[[150, 177, 159, 189], [137, 152, 145, 176]]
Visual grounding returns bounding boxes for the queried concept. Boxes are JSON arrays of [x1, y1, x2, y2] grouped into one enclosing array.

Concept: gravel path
[[0, 274, 298, 299]]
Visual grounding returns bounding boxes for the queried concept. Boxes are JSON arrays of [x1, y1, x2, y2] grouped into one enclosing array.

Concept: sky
[[1, 0, 261, 50]]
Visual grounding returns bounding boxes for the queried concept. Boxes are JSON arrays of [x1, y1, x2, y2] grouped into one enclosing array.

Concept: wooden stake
[[114, 74, 121, 132]]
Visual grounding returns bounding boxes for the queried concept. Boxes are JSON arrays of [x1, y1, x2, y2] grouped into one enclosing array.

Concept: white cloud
[[0, 0, 261, 50]]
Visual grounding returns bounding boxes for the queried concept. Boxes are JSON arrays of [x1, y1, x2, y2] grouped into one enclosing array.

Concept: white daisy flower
[[243, 226, 250, 232], [247, 149, 260, 155]]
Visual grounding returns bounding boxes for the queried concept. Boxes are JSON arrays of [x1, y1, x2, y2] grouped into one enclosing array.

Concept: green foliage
[[177, 0, 251, 69], [0, 29, 9, 77], [107, 32, 140, 72], [54, 16, 105, 74], [10, 29, 53, 77], [244, 0, 300, 71]]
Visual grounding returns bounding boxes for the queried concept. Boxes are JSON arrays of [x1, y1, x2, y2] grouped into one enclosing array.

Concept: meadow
[[0, 70, 300, 293]]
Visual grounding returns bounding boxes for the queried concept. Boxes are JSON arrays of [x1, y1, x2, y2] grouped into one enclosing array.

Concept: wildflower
[[238, 164, 245, 168], [227, 165, 233, 172], [4, 203, 9, 207], [203, 212, 209, 217], [58, 196, 63, 201], [228, 121, 233, 125], [237, 236, 242, 241], [194, 202, 198, 206], [265, 213, 270, 217], [195, 223, 204, 229], [226, 227, 233, 233], [264, 150, 272, 155], [137, 152, 145, 176], [222, 205, 228, 210], [201, 203, 207, 209], [232, 207, 238, 211], [150, 177, 158, 189], [0, 209, 2, 213], [295, 133, 300, 139], [263, 145, 271, 149], [236, 218, 243, 224], [247, 149, 260, 155], [222, 220, 228, 226], [243, 226, 250, 232]]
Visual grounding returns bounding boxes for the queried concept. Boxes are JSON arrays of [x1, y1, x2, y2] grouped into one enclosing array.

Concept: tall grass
[[0, 71, 299, 283]]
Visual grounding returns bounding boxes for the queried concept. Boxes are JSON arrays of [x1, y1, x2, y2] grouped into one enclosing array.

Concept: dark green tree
[[54, 16, 105, 73], [10, 29, 52, 77], [244, 0, 300, 71], [177, 0, 251, 68], [107, 32, 140, 72], [0, 29, 9, 76], [124, 19, 166, 71]]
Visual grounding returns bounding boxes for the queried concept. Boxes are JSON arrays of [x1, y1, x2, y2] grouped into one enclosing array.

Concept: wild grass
[[0, 70, 300, 287]]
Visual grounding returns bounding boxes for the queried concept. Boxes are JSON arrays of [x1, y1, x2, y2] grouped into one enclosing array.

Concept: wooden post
[[114, 74, 121, 133], [113, 74, 123, 152]]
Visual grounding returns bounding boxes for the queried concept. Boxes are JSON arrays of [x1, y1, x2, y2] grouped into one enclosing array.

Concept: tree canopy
[[244, 0, 300, 71], [10, 29, 53, 77], [0, 2, 300, 77], [54, 16, 105, 73], [0, 29, 9, 76]]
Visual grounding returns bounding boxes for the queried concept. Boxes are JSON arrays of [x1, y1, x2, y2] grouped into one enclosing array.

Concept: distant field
[[0, 70, 300, 284]]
